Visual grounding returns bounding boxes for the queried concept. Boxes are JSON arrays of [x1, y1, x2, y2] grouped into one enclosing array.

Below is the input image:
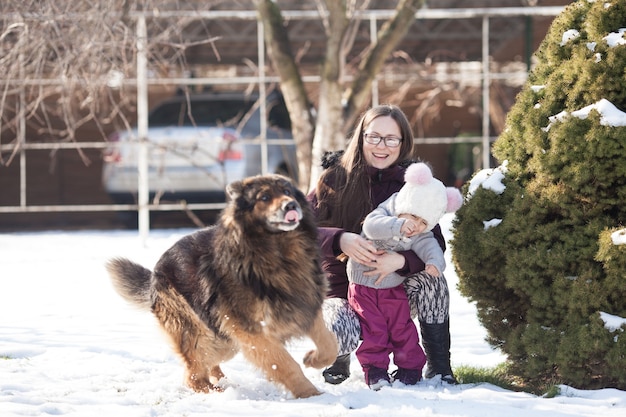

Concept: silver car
[[102, 91, 297, 205]]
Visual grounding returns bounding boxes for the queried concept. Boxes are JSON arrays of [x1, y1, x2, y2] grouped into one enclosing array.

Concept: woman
[[307, 104, 457, 385]]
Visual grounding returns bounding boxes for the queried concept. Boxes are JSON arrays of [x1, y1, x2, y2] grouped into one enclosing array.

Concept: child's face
[[398, 213, 428, 237]]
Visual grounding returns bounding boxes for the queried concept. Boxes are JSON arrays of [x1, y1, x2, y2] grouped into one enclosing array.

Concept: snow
[[543, 99, 626, 131], [560, 29, 580, 46], [560, 27, 626, 48], [604, 28, 626, 47], [599, 312, 626, 333], [2, 217, 625, 417], [611, 228, 626, 245], [467, 161, 508, 197], [571, 99, 626, 126], [483, 218, 502, 230]]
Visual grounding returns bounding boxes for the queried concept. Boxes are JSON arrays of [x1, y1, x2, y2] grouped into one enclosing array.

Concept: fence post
[[136, 15, 150, 243], [481, 15, 491, 170]]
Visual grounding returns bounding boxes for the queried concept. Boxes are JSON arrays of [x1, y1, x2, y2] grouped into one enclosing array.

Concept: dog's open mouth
[[284, 209, 300, 224], [270, 208, 302, 231]]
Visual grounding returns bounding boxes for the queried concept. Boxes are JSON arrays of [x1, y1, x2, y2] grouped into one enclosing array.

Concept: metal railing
[[0, 6, 564, 239]]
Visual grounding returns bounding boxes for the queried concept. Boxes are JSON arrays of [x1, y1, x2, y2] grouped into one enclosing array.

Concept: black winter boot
[[322, 353, 351, 384], [391, 367, 422, 385], [420, 320, 458, 384], [364, 365, 391, 391]]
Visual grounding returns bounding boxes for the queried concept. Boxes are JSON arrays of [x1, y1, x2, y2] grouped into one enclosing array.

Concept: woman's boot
[[322, 353, 351, 384], [419, 319, 458, 384]]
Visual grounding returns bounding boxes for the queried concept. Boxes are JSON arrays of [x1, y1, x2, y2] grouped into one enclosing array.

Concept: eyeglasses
[[363, 133, 403, 148]]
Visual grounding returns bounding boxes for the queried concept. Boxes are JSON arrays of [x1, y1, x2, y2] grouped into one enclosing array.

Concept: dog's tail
[[105, 257, 152, 310]]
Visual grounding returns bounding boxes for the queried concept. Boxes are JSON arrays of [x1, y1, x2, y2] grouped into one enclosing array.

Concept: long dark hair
[[315, 104, 415, 232]]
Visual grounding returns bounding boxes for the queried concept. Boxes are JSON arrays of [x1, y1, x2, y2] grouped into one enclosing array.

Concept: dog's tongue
[[285, 210, 300, 223]]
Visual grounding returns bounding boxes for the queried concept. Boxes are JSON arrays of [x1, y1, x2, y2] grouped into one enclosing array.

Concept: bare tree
[[1, 0, 426, 190], [256, 0, 426, 189], [0, 0, 222, 165]]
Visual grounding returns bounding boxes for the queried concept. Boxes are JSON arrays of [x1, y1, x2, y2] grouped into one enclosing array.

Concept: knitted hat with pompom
[[394, 162, 463, 232]]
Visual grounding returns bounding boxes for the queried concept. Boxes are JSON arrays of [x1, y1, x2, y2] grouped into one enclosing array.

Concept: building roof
[[171, 0, 572, 68]]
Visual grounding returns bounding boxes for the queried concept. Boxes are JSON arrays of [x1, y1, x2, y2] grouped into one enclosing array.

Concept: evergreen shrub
[[451, 0, 626, 389]]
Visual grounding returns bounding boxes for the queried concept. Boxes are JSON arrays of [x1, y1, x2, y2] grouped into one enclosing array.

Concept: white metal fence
[[0, 6, 564, 239]]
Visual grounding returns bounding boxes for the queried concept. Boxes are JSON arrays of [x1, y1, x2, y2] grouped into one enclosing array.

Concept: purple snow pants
[[348, 283, 427, 371]]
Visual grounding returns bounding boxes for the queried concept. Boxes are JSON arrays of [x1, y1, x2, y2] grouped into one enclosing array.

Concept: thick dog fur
[[106, 174, 338, 398]]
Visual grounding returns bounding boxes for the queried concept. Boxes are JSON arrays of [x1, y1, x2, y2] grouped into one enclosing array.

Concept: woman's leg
[[320, 297, 360, 384], [404, 271, 450, 324], [322, 297, 361, 355]]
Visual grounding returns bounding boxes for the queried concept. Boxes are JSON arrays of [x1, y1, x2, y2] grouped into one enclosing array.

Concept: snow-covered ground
[[1, 214, 624, 416]]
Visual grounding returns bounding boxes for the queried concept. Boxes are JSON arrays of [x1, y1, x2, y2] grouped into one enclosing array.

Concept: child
[[346, 162, 463, 390]]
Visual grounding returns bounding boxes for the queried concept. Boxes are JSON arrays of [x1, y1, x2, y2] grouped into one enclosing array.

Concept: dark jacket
[[307, 152, 446, 299]]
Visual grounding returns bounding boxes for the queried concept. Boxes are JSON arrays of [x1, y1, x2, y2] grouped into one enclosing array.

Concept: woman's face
[[362, 115, 403, 170]]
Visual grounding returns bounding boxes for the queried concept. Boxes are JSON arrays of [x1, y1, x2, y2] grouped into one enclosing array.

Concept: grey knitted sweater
[[346, 193, 446, 289]]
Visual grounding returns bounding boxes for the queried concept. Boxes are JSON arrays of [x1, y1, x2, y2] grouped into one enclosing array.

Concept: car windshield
[[148, 99, 254, 128], [147, 94, 292, 132]]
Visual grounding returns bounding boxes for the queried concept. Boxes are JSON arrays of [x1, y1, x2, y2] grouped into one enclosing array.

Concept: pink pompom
[[446, 187, 463, 212], [404, 162, 433, 185]]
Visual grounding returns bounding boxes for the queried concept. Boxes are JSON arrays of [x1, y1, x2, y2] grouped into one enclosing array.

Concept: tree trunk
[[255, 0, 316, 190], [256, 0, 427, 191], [343, 0, 427, 127], [308, 0, 351, 191]]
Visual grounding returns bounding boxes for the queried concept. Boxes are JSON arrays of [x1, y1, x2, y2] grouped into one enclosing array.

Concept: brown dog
[[106, 174, 337, 398]]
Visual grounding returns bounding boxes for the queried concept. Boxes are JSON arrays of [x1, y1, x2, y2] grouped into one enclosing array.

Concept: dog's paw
[[303, 349, 336, 369], [294, 386, 323, 399], [303, 349, 330, 368], [209, 365, 226, 387], [187, 374, 223, 393], [302, 349, 316, 367]]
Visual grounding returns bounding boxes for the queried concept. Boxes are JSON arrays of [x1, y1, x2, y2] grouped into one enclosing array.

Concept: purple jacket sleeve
[[317, 226, 344, 258], [307, 188, 344, 258]]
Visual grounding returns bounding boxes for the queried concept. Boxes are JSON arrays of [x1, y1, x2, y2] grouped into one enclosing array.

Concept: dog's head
[[225, 174, 308, 233]]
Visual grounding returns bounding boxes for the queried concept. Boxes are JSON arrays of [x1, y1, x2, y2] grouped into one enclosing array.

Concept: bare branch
[[0, 0, 223, 164]]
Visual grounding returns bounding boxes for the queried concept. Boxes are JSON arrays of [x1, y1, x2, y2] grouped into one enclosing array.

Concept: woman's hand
[[340, 232, 406, 284], [364, 251, 406, 285], [339, 232, 381, 264]]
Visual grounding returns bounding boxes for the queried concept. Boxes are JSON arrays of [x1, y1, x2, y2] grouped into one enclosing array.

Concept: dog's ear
[[226, 180, 244, 202], [227, 179, 256, 211]]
